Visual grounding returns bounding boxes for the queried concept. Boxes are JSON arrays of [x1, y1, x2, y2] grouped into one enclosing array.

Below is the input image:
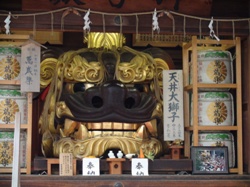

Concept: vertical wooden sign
[[163, 70, 184, 141], [59, 153, 74, 176], [11, 112, 21, 187], [21, 42, 41, 92]]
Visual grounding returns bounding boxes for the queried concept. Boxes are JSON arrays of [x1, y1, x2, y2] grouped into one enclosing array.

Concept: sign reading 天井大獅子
[[163, 70, 184, 141]]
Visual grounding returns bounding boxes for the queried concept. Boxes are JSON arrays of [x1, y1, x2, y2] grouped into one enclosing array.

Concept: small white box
[[82, 158, 100, 176], [131, 158, 149, 176]]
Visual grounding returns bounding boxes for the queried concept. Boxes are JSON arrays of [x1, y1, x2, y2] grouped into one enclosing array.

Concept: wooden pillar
[[242, 36, 250, 173]]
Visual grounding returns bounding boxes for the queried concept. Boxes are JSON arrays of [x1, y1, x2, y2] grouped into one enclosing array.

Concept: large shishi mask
[[39, 38, 173, 159]]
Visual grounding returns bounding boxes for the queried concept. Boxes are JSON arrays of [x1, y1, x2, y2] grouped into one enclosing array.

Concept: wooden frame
[[132, 34, 192, 47], [191, 146, 229, 174], [182, 36, 242, 174], [242, 36, 250, 173], [0, 34, 33, 174]]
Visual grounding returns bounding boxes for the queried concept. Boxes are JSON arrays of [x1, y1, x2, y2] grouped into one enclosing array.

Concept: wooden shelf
[[182, 36, 243, 174], [0, 124, 30, 129], [230, 168, 239, 173], [0, 92, 33, 174], [0, 34, 33, 175], [1, 174, 250, 187], [184, 83, 237, 91], [183, 38, 236, 51], [0, 80, 21, 85], [0, 34, 30, 40], [185, 126, 239, 131], [0, 167, 28, 174]]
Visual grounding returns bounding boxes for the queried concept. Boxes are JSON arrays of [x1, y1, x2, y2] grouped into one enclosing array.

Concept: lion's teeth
[[144, 120, 158, 137], [59, 128, 66, 138], [74, 124, 89, 140], [134, 125, 149, 140]]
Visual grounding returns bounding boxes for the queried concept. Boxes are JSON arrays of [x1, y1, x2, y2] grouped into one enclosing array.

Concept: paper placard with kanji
[[59, 153, 73, 176], [163, 70, 184, 141], [131, 158, 148, 176], [21, 42, 40, 92], [82, 158, 100, 176]]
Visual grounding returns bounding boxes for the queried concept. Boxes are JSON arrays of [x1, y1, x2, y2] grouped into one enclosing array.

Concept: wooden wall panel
[[21, 0, 212, 17]]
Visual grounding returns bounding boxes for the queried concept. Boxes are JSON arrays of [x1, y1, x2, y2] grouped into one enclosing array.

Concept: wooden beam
[[0, 11, 249, 36], [1, 174, 250, 187], [21, 0, 212, 18]]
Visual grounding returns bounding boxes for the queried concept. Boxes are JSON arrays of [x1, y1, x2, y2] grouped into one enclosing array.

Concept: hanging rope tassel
[[199, 19, 202, 39], [33, 15, 36, 37], [51, 13, 54, 36], [172, 14, 175, 35], [216, 20, 219, 39], [232, 20, 235, 40], [119, 15, 122, 35], [102, 14, 107, 47], [0, 7, 249, 40], [249, 20, 250, 35], [119, 15, 123, 47], [102, 14, 106, 34], [183, 16, 186, 39], [61, 14, 64, 30], [135, 14, 139, 40], [161, 11, 175, 35]]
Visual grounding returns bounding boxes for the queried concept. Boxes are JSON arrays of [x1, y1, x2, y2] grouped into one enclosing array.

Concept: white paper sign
[[21, 42, 40, 92], [163, 70, 184, 141], [59, 153, 73, 176], [131, 158, 148, 176], [82, 158, 100, 176]]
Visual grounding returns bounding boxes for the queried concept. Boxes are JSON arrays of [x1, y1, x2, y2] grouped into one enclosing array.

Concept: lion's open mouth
[[51, 81, 163, 158], [53, 121, 162, 159]]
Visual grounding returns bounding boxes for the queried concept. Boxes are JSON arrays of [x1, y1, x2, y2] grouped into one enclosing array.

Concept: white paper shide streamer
[[83, 9, 91, 34], [152, 8, 160, 33], [4, 12, 11, 34], [208, 17, 220, 41]]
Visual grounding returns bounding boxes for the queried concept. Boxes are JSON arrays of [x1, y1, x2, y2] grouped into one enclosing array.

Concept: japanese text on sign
[[59, 153, 73, 176], [163, 70, 184, 141], [131, 158, 148, 176], [82, 158, 100, 176], [21, 42, 40, 92]]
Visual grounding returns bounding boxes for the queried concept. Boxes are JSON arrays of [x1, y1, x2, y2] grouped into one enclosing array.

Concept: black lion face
[[39, 46, 173, 158]]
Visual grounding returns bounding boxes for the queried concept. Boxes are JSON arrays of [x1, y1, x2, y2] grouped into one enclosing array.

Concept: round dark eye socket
[[124, 97, 135, 109], [73, 83, 86, 93], [92, 96, 103, 108]]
